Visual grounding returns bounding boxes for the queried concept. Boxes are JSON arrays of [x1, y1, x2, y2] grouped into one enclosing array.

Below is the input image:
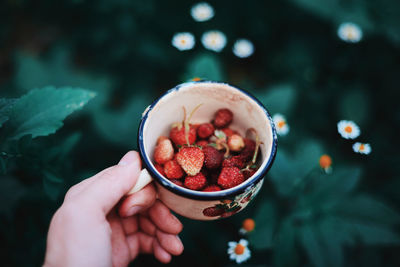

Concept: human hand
[[44, 151, 184, 267]]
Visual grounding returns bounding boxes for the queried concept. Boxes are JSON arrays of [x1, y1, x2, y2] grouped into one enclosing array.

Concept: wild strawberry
[[222, 156, 246, 169], [184, 173, 207, 190], [170, 179, 184, 187], [164, 159, 184, 179], [221, 128, 237, 137], [203, 206, 224, 217], [227, 134, 245, 152], [197, 123, 215, 139], [220, 207, 241, 218], [218, 167, 245, 189], [209, 171, 219, 184], [154, 163, 166, 177], [196, 140, 209, 148], [242, 168, 257, 180], [203, 146, 223, 169], [213, 108, 233, 128], [176, 146, 204, 176], [240, 138, 256, 161], [170, 125, 197, 147], [203, 185, 222, 192], [154, 137, 174, 164]]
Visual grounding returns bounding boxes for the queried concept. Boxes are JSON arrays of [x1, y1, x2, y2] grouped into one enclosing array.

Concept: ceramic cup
[[129, 81, 277, 220]]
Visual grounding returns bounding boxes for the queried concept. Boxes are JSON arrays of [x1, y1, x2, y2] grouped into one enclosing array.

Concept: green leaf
[[299, 224, 327, 267], [273, 218, 298, 267], [183, 53, 225, 81], [0, 98, 16, 128], [249, 201, 276, 249], [269, 140, 324, 196], [258, 83, 297, 115], [333, 194, 400, 225], [351, 223, 400, 245], [4, 86, 96, 140], [42, 170, 64, 201], [0, 175, 26, 217], [317, 217, 345, 267]]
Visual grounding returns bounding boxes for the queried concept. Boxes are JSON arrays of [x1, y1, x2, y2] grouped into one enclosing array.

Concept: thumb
[[81, 151, 142, 214]]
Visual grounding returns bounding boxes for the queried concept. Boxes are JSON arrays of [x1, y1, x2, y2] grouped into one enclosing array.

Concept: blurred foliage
[[0, 0, 400, 266]]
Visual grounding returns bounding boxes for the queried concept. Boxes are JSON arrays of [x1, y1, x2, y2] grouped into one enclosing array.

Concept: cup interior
[[139, 81, 277, 198]]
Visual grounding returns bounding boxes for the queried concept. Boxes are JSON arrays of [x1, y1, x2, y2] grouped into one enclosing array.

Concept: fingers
[[153, 238, 172, 263], [119, 184, 156, 217], [80, 151, 142, 214], [121, 216, 138, 235], [156, 230, 184, 256], [139, 215, 156, 236], [148, 200, 183, 235]]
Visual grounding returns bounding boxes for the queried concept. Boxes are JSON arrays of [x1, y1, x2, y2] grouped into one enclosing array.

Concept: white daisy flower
[[227, 239, 251, 264], [337, 120, 360, 139], [272, 114, 289, 136], [172, 32, 195, 51], [337, 22, 363, 43], [201, 30, 227, 52], [353, 142, 371, 155], [191, 2, 214, 22], [233, 39, 254, 58]]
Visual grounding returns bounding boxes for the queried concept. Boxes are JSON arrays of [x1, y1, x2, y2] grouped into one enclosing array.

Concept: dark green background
[[1, 0, 399, 266]]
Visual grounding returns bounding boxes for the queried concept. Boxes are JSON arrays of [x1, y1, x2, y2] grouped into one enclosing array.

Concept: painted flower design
[[228, 239, 251, 264], [273, 114, 289, 136], [239, 218, 255, 235], [172, 32, 195, 51], [191, 2, 214, 22], [201, 30, 227, 52], [337, 120, 360, 139], [338, 22, 363, 43], [233, 39, 254, 58], [353, 142, 371, 155]]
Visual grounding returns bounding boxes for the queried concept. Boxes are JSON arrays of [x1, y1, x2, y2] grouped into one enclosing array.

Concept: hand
[[44, 151, 184, 267]]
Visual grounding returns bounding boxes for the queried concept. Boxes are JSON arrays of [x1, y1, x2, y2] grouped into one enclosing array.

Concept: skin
[[44, 151, 184, 267]]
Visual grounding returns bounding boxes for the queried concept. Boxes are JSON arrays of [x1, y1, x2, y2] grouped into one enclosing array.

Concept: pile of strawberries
[[153, 106, 260, 192]]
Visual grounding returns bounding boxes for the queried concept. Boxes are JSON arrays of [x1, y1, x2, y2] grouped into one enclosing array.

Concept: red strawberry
[[176, 147, 204, 176], [221, 128, 237, 137], [213, 108, 233, 128], [154, 163, 166, 177], [164, 159, 184, 179], [240, 138, 256, 161], [196, 140, 209, 148], [218, 167, 245, 189], [170, 179, 184, 187], [227, 134, 245, 152], [184, 173, 207, 190], [222, 155, 246, 169], [220, 207, 241, 218], [154, 137, 174, 164], [203, 185, 222, 192], [203, 146, 223, 169], [203, 206, 224, 217], [197, 123, 215, 139], [170, 125, 197, 146], [242, 168, 257, 179]]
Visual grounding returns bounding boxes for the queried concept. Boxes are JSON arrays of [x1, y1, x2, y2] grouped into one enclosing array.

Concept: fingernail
[[176, 235, 184, 248], [126, 206, 144, 216], [119, 151, 138, 166]]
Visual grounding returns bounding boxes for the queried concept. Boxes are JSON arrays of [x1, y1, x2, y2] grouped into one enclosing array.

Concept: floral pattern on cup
[[202, 179, 263, 218]]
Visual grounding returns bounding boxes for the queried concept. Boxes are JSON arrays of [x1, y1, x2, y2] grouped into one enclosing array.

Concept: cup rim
[[138, 80, 277, 200]]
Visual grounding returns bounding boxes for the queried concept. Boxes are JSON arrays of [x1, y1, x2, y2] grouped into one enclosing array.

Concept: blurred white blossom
[[172, 32, 195, 51], [233, 39, 254, 58], [337, 120, 360, 139], [191, 2, 214, 22], [338, 22, 363, 43], [227, 239, 251, 264], [353, 142, 371, 155], [273, 114, 289, 136], [201, 30, 227, 52]]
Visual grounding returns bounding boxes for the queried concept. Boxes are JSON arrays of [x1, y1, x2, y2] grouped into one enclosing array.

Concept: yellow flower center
[[344, 126, 352, 133], [242, 218, 255, 232], [278, 121, 286, 128], [319, 154, 332, 169], [192, 77, 201, 81], [359, 144, 365, 151], [234, 244, 245, 255], [180, 39, 186, 44]]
